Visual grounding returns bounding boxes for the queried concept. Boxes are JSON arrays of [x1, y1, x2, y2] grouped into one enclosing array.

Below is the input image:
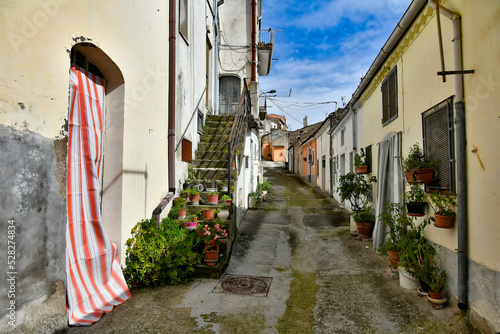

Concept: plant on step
[[123, 218, 201, 286], [186, 187, 200, 196], [218, 201, 230, 210], [260, 181, 271, 191], [378, 202, 413, 254], [337, 172, 377, 212], [200, 223, 228, 251], [397, 216, 431, 278], [188, 164, 198, 182], [221, 194, 231, 201]]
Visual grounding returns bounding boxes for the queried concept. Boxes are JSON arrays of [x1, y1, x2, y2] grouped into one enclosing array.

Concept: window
[[179, 0, 188, 43], [181, 139, 192, 163], [365, 145, 373, 173], [311, 149, 315, 166], [382, 67, 398, 125], [197, 111, 204, 133], [340, 128, 345, 146], [422, 97, 455, 192]]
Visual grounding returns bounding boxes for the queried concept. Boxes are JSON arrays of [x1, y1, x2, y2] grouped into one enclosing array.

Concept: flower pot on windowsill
[[434, 214, 454, 229], [406, 202, 427, 217], [405, 168, 434, 184], [355, 166, 368, 174]]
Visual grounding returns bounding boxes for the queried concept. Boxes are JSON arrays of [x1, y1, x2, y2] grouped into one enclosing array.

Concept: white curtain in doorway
[[66, 65, 131, 325], [373, 132, 403, 250]]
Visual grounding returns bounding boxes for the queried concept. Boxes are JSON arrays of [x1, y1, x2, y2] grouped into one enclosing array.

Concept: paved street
[[65, 167, 479, 333]]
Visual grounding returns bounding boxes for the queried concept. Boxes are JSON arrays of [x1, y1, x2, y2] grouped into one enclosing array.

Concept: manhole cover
[[212, 275, 272, 297]]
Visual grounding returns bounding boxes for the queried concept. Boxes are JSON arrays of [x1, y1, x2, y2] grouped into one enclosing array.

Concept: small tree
[[337, 172, 376, 212]]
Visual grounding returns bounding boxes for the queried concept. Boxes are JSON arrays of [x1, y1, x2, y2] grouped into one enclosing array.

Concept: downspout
[[251, 0, 258, 82], [214, 0, 219, 114], [168, 0, 177, 193], [428, 0, 468, 310]]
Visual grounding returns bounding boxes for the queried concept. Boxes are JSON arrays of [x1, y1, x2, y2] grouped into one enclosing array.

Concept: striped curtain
[[66, 65, 131, 326]]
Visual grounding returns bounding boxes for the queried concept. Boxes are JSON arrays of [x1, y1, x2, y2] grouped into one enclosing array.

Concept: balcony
[[258, 30, 274, 76]]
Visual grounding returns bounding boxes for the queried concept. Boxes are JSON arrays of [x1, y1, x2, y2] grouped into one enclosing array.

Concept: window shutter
[[389, 70, 397, 118], [181, 139, 192, 163]]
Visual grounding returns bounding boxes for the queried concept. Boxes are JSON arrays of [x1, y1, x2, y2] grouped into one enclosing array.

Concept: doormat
[[212, 274, 272, 297]]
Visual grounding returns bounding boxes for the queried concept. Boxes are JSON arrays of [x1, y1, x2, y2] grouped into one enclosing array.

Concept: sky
[[260, 0, 413, 130]]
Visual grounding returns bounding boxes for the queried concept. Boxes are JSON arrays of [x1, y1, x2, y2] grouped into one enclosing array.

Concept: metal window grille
[[422, 97, 455, 192]]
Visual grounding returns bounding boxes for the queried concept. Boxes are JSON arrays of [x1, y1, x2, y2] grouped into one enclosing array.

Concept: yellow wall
[[360, 0, 500, 271]]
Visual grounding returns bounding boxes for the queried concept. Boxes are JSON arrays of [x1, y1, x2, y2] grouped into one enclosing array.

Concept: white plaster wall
[[315, 122, 331, 194]]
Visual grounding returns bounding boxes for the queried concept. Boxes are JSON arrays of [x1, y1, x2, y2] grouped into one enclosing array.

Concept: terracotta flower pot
[[205, 245, 219, 266], [178, 208, 187, 219], [355, 166, 368, 174], [387, 249, 400, 269], [434, 214, 454, 228], [189, 194, 200, 205], [405, 168, 434, 184], [207, 194, 219, 204], [428, 289, 445, 300], [202, 209, 214, 221], [356, 222, 373, 239]]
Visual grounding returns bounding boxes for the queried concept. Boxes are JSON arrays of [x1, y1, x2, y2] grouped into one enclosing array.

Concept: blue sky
[[260, 0, 413, 130]]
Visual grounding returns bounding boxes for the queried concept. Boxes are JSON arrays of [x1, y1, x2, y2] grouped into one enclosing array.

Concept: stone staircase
[[185, 114, 243, 278]]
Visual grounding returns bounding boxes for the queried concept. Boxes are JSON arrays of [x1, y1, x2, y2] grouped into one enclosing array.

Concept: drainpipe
[[214, 0, 220, 114], [168, 0, 177, 193], [428, 0, 468, 310], [251, 0, 258, 82]]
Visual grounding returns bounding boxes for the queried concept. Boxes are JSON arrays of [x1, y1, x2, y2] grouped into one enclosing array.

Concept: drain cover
[[212, 275, 272, 297]]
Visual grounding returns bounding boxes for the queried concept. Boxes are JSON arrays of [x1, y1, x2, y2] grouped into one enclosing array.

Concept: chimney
[[303, 115, 308, 127]]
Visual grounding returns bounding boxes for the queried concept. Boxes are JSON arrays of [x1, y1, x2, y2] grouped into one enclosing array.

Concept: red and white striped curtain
[[66, 65, 131, 326]]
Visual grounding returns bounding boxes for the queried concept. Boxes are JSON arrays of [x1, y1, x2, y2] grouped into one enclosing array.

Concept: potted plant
[[187, 187, 200, 205], [175, 198, 187, 219], [260, 181, 271, 201], [337, 172, 377, 236], [182, 215, 198, 230], [426, 266, 447, 301], [354, 148, 368, 174], [207, 191, 219, 205], [218, 201, 230, 220], [404, 175, 427, 217], [429, 192, 457, 228], [200, 223, 228, 266], [248, 192, 260, 209], [351, 205, 375, 239], [221, 194, 232, 206], [402, 143, 435, 184], [378, 202, 409, 269]]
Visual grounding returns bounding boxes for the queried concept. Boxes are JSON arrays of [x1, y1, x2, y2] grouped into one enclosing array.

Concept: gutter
[[251, 0, 258, 82], [428, 0, 468, 310], [350, 0, 427, 104]]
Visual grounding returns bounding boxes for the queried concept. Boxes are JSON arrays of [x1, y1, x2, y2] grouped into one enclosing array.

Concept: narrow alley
[[65, 167, 479, 334]]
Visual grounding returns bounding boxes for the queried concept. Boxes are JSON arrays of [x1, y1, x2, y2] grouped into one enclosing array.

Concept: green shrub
[[123, 218, 201, 286]]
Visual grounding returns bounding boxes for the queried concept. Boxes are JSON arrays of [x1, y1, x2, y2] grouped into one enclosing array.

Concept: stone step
[[195, 150, 227, 161], [193, 160, 228, 169], [206, 115, 234, 122], [200, 134, 229, 144], [198, 142, 229, 152], [203, 126, 232, 135]]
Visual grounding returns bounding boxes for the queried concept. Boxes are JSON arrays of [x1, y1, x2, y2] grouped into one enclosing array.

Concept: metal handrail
[[175, 86, 207, 152], [227, 79, 251, 195]]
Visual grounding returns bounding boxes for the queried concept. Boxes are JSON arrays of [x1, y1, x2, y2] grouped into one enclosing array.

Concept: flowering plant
[[201, 224, 228, 251]]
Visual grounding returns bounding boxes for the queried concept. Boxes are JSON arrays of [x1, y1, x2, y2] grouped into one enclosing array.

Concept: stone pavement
[[64, 167, 480, 333]]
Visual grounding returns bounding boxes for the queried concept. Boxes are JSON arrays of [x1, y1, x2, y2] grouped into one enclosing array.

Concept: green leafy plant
[[354, 148, 367, 167], [186, 187, 200, 196], [351, 205, 375, 223], [221, 194, 231, 201], [123, 218, 201, 286], [208, 191, 219, 195], [378, 202, 413, 254], [174, 197, 187, 208], [404, 177, 427, 203], [168, 205, 181, 220], [218, 201, 230, 210], [337, 172, 377, 212], [188, 164, 198, 182], [260, 181, 271, 191], [429, 192, 457, 217], [402, 143, 435, 171], [200, 223, 228, 251]]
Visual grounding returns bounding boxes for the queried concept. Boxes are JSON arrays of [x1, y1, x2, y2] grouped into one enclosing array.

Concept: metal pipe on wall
[[251, 0, 258, 82], [428, 0, 468, 310], [168, 0, 177, 193]]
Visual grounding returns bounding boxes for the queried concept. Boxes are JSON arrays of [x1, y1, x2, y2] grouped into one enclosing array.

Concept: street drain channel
[[212, 274, 272, 297]]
